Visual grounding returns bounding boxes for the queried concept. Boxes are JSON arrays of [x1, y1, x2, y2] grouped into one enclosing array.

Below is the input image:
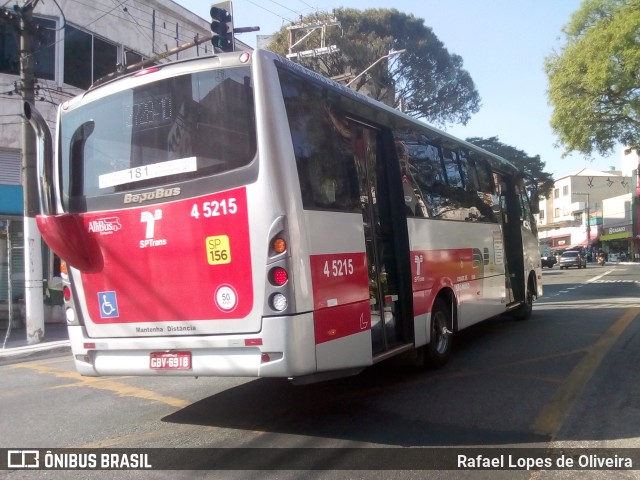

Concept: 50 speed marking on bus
[[191, 198, 238, 219], [323, 258, 354, 277]]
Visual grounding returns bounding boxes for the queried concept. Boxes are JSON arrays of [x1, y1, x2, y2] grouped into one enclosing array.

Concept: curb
[[0, 341, 71, 365]]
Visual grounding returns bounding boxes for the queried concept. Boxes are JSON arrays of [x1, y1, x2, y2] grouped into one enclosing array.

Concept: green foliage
[[266, 8, 480, 127], [466, 136, 555, 197], [545, 0, 640, 156]]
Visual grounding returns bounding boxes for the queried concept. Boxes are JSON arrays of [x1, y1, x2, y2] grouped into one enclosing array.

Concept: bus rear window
[[60, 66, 256, 207]]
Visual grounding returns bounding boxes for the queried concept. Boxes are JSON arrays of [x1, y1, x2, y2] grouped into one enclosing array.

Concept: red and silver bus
[[28, 49, 542, 383]]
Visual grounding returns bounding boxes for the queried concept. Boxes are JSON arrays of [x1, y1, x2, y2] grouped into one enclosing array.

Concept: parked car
[[541, 255, 557, 268], [559, 250, 587, 269]]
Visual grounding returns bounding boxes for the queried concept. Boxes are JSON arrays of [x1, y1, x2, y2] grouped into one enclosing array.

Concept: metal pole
[[2, 220, 12, 349], [346, 49, 406, 87], [20, 2, 45, 344]]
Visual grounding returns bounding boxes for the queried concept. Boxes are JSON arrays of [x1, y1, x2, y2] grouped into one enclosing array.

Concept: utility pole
[[19, 1, 44, 344], [286, 13, 340, 60]]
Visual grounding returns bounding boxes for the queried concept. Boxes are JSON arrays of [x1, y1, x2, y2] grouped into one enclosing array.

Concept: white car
[[559, 250, 587, 269]]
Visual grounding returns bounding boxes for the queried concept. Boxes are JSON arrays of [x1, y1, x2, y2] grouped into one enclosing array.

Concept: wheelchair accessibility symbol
[[98, 291, 119, 318]]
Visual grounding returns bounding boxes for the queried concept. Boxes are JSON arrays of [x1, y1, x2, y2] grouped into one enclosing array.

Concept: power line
[[295, 0, 316, 9], [266, 0, 302, 17], [244, 0, 295, 25], [110, 0, 159, 52]]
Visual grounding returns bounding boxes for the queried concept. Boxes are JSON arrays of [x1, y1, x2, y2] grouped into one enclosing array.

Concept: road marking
[[586, 269, 613, 283], [530, 307, 639, 438], [10, 363, 190, 409]]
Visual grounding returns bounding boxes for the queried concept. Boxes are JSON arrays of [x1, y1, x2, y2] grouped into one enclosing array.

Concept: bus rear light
[[75, 354, 92, 364], [270, 293, 288, 311], [239, 52, 251, 63], [261, 353, 271, 363], [83, 342, 96, 349], [60, 261, 68, 276], [269, 267, 288, 286], [133, 66, 161, 77], [272, 238, 287, 254], [63, 286, 71, 301], [65, 308, 76, 324]]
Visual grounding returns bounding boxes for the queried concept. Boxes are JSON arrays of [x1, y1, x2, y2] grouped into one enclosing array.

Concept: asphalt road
[[1, 262, 639, 479]]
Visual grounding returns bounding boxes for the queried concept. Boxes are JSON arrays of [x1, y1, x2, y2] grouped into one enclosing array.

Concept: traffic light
[[210, 2, 234, 52]]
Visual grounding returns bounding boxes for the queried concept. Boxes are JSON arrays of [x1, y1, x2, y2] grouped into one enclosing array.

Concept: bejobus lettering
[[124, 187, 181, 204]]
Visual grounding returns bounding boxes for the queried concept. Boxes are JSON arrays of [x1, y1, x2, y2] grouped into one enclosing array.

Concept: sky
[[175, 0, 622, 180]]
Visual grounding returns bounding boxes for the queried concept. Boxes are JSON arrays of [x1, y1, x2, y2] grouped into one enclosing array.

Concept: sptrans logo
[[140, 209, 167, 248]]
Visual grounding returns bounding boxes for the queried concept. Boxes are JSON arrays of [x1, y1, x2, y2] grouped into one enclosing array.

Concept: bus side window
[[436, 147, 471, 221], [395, 142, 428, 218], [517, 182, 537, 234], [279, 68, 359, 213], [403, 139, 445, 218], [468, 154, 499, 223], [441, 148, 463, 188]]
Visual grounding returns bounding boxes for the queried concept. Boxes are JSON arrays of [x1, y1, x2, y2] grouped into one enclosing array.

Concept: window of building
[[539, 209, 545, 220], [125, 49, 143, 67], [0, 22, 18, 75], [64, 25, 118, 89], [93, 36, 118, 81], [563, 185, 568, 196], [1, 17, 56, 80], [554, 207, 561, 218], [554, 188, 559, 199]]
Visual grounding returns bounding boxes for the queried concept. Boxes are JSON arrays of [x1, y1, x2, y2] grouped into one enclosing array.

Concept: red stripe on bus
[[310, 252, 369, 344], [313, 300, 370, 344], [411, 248, 483, 315], [309, 252, 369, 310]]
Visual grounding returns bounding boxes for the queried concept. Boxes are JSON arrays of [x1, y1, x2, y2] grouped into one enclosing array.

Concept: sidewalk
[[0, 322, 70, 363]]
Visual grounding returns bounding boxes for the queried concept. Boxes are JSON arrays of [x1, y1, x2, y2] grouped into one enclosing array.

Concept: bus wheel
[[426, 298, 452, 368], [515, 281, 534, 320]]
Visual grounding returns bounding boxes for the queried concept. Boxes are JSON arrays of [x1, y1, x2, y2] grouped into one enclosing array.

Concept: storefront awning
[[599, 231, 629, 241]]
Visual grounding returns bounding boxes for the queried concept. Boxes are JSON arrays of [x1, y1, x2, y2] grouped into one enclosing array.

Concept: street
[[1, 263, 640, 479]]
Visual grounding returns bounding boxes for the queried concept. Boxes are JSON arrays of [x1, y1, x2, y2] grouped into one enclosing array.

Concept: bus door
[[497, 175, 525, 304], [351, 122, 412, 355]]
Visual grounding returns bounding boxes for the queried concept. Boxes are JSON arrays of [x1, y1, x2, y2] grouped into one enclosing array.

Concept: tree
[[267, 8, 481, 127], [545, 0, 640, 156], [466, 136, 555, 197]]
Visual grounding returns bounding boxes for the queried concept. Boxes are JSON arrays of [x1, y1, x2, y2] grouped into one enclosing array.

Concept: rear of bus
[[36, 50, 331, 378]]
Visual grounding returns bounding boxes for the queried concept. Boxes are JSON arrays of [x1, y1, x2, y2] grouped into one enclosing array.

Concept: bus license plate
[[149, 351, 191, 370]]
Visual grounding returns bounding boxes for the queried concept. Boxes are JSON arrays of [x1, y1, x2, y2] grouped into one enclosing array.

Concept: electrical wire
[[243, 0, 295, 25], [266, 0, 302, 17], [295, 0, 316, 9], [110, 0, 159, 52]]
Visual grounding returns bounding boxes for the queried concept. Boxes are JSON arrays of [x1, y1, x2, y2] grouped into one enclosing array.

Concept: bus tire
[[515, 280, 534, 320], [425, 298, 452, 368]]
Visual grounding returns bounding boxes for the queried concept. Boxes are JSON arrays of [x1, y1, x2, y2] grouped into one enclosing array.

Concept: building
[[600, 193, 635, 260], [536, 167, 634, 258], [0, 0, 248, 328]]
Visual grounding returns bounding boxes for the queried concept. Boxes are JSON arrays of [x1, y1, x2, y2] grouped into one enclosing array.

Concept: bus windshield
[[59, 66, 256, 209]]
